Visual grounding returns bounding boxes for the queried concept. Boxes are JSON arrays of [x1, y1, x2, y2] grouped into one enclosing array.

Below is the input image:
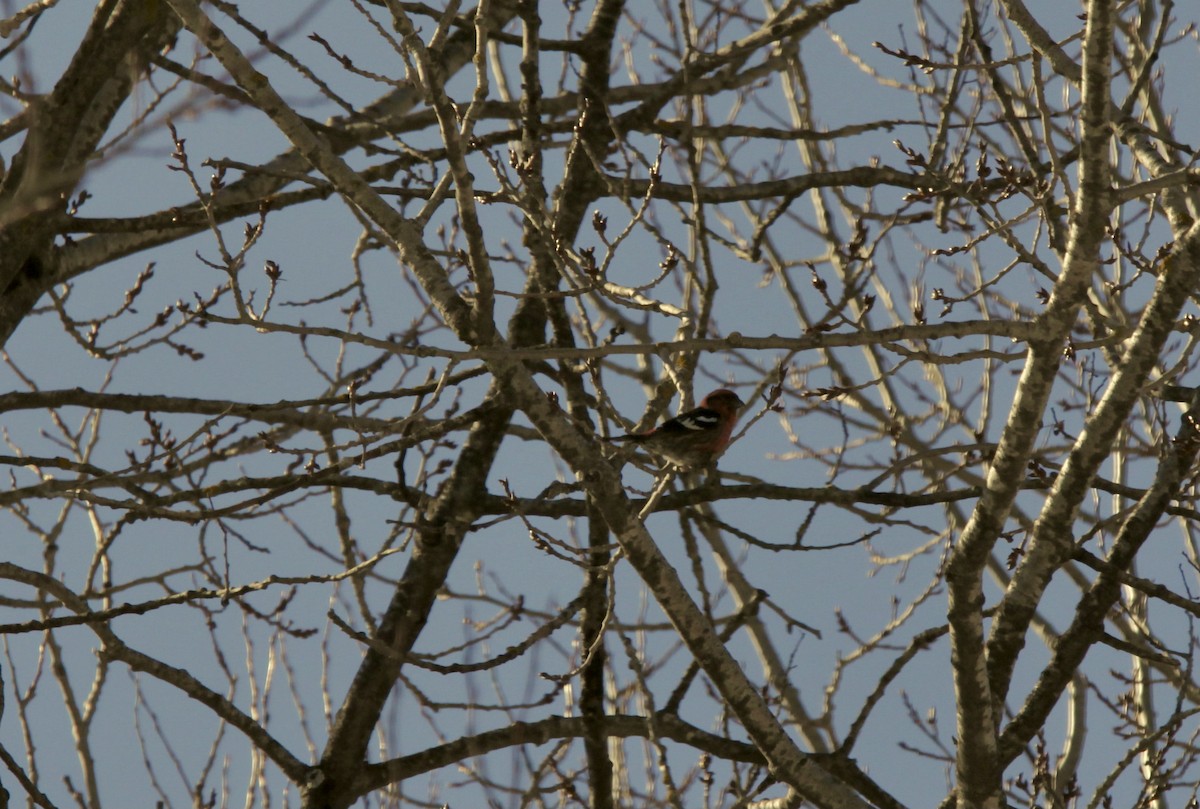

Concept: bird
[[608, 389, 745, 469]]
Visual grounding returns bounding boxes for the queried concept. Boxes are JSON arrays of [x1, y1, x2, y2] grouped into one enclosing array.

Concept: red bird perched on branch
[[609, 389, 745, 469]]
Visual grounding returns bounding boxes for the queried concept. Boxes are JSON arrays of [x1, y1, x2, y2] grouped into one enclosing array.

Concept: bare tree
[[1, 1, 1199, 808]]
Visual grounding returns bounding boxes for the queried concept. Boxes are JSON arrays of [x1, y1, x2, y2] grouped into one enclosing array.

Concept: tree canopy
[[1, 1, 1199, 808]]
